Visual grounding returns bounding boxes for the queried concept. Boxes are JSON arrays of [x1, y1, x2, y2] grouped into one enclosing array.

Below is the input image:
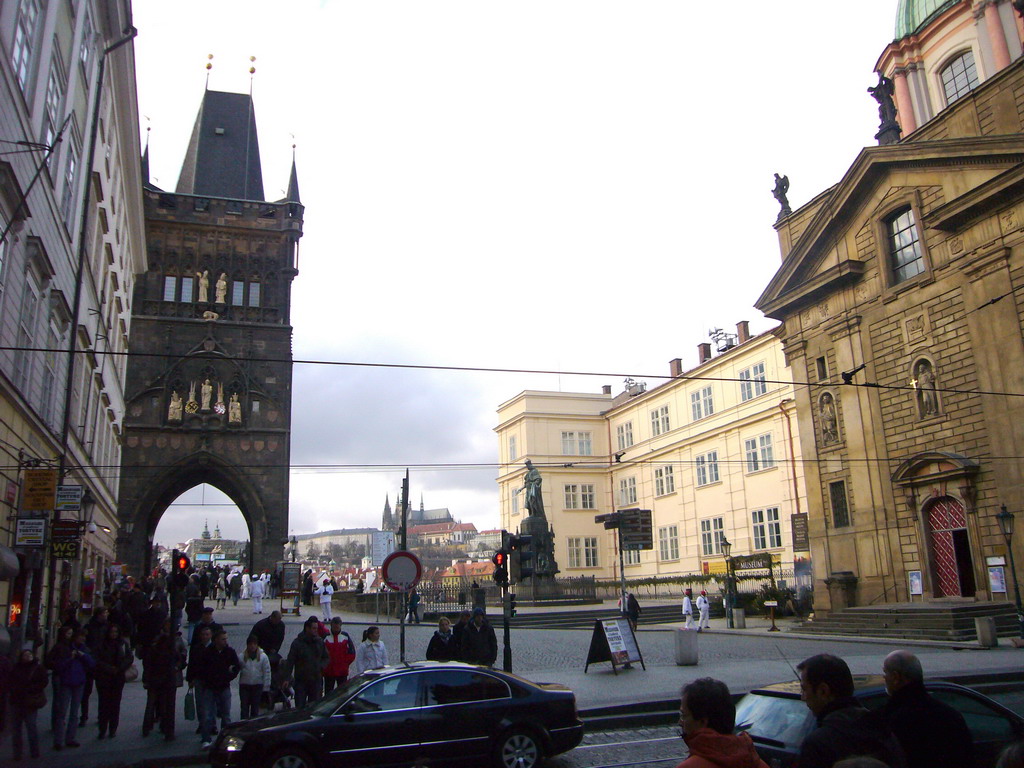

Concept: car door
[[416, 669, 513, 764], [323, 672, 424, 768], [928, 688, 1023, 768]]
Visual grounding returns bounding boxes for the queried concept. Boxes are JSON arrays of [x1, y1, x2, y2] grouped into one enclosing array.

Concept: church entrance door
[[925, 497, 975, 598]]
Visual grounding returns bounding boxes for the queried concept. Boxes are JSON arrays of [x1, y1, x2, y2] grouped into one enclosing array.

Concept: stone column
[[892, 67, 917, 135], [984, 1, 1012, 71]]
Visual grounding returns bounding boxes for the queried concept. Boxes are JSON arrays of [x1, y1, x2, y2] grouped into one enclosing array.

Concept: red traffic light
[[492, 550, 507, 567]]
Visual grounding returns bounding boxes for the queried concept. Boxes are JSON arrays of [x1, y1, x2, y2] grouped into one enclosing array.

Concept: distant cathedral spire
[[381, 494, 393, 531]]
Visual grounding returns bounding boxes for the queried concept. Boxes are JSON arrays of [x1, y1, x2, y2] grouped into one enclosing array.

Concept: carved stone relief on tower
[[819, 391, 840, 447]]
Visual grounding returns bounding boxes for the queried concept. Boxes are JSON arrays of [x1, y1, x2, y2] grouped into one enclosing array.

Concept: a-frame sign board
[[584, 617, 645, 674]]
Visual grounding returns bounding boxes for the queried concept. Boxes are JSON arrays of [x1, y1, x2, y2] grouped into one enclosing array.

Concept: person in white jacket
[[682, 588, 695, 629], [238, 635, 271, 720], [352, 626, 388, 676], [696, 590, 710, 631], [250, 575, 266, 615], [315, 578, 335, 621]]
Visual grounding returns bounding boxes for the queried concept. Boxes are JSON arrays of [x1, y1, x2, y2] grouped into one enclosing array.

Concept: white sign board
[[55, 485, 83, 512], [372, 530, 396, 567], [600, 618, 642, 665], [15, 518, 46, 546]]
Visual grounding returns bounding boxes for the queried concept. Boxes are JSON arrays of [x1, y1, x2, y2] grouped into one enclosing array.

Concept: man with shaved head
[[881, 649, 972, 768]]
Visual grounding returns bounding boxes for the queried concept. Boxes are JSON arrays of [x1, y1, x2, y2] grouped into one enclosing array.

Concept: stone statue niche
[[913, 358, 940, 419], [819, 391, 839, 446]]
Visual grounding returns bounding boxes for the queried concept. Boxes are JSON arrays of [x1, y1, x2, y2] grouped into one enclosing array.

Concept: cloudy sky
[[136, 1, 898, 549]]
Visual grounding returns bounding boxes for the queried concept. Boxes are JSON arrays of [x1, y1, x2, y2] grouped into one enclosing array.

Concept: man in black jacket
[[881, 650, 972, 768], [460, 608, 497, 667], [251, 611, 285, 660], [189, 629, 239, 749], [795, 654, 906, 768]]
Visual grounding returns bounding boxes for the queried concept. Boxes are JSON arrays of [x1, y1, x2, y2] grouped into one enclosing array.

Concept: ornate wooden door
[[926, 497, 967, 597]]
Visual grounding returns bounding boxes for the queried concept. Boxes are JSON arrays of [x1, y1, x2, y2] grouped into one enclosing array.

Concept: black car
[[211, 661, 584, 768], [734, 675, 1024, 768]]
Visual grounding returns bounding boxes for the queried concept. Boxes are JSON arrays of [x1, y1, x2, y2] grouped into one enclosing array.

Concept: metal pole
[[1005, 533, 1024, 638], [502, 584, 512, 672], [726, 557, 734, 629], [399, 471, 409, 663]]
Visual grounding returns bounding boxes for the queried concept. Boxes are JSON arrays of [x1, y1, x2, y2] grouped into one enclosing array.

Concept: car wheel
[[264, 748, 318, 768], [494, 728, 543, 768]]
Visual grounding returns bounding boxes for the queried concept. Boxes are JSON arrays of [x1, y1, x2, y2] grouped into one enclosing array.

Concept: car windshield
[[308, 673, 379, 716], [735, 692, 813, 747]]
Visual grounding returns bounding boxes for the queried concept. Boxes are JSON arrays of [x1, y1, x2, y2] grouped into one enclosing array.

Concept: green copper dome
[[895, 0, 960, 39]]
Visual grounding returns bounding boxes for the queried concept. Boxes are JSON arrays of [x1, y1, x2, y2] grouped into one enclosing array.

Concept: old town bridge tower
[[117, 90, 303, 575]]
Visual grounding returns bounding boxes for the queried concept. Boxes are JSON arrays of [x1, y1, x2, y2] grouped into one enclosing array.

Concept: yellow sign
[[22, 469, 58, 510]]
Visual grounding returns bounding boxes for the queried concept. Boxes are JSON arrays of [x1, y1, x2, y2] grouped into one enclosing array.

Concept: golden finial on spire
[[205, 54, 213, 90], [249, 55, 256, 76]]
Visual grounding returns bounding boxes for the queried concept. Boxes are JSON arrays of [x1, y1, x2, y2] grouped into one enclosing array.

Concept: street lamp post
[[996, 505, 1024, 639], [721, 536, 734, 629], [289, 535, 298, 563]]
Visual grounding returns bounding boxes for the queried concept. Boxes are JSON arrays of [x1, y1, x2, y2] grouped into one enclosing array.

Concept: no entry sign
[[381, 550, 422, 592]]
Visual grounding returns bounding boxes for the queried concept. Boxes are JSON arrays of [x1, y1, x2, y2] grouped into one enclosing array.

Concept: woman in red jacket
[[322, 617, 356, 694], [676, 678, 769, 768]]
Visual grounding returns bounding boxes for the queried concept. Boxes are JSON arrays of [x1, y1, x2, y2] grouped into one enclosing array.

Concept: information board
[[279, 562, 302, 593], [584, 617, 645, 674], [22, 469, 58, 510], [15, 518, 45, 546], [372, 531, 396, 566]]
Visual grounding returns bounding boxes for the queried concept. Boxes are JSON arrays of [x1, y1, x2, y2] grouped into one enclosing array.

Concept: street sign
[[371, 530, 396, 566], [381, 550, 422, 592], [22, 468, 58, 510], [15, 518, 45, 546], [55, 485, 83, 512], [50, 520, 82, 559], [619, 509, 653, 550]]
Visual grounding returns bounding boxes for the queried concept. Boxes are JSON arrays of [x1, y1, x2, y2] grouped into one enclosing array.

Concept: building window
[[739, 362, 767, 401], [830, 481, 850, 528], [163, 276, 177, 302], [248, 281, 260, 307], [940, 50, 979, 105], [650, 405, 670, 436], [11, 0, 42, 90], [744, 433, 775, 473], [691, 386, 714, 421], [623, 548, 641, 565], [695, 450, 720, 487], [700, 517, 724, 556], [40, 326, 60, 427], [180, 275, 194, 303], [561, 431, 592, 456], [0, 213, 8, 297], [654, 465, 675, 496], [79, 7, 94, 75], [616, 421, 633, 451], [44, 60, 65, 154], [752, 507, 782, 550], [14, 277, 40, 391], [568, 536, 598, 568], [508, 435, 517, 462], [619, 476, 637, 506], [232, 280, 245, 305], [60, 140, 79, 227], [564, 483, 595, 510], [888, 208, 924, 284], [658, 525, 679, 561], [815, 356, 828, 381]]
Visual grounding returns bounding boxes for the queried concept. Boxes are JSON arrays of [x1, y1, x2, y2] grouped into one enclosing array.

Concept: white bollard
[[674, 628, 699, 665]]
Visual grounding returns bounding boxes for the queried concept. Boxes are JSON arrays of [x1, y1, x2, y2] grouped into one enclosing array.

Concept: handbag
[[124, 663, 139, 682], [184, 686, 196, 721]]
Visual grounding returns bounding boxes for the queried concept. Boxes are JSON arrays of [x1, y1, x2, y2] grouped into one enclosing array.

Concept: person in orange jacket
[[322, 617, 356, 694], [676, 678, 769, 768]]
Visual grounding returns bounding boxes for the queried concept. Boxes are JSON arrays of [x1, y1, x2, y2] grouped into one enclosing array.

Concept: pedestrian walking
[[406, 588, 421, 624], [49, 627, 95, 750], [268, 569, 279, 600], [80, 606, 109, 728], [46, 624, 73, 731], [302, 570, 314, 606], [229, 571, 242, 606], [93, 622, 133, 738], [241, 570, 252, 600], [184, 574, 204, 643], [353, 626, 389, 676], [621, 591, 641, 632], [425, 616, 458, 662], [675, 677, 770, 768], [682, 588, 694, 630], [8, 648, 47, 761], [696, 590, 710, 631], [250, 575, 266, 615], [323, 618, 356, 694], [238, 635, 271, 720], [315, 577, 334, 621], [460, 608, 497, 667], [190, 606, 223, 647], [282, 616, 330, 708], [191, 629, 240, 749], [141, 619, 185, 741], [216, 571, 228, 609]]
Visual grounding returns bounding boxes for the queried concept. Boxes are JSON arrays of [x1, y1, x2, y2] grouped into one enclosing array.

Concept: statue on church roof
[[868, 73, 901, 146], [772, 173, 792, 222]]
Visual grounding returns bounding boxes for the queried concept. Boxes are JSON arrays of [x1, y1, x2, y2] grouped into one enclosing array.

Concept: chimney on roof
[[602, 385, 612, 395], [669, 358, 682, 377], [698, 343, 712, 365], [737, 321, 750, 344]]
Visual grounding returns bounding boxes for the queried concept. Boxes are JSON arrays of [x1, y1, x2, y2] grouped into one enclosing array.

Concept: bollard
[[732, 608, 746, 629], [975, 616, 998, 647], [674, 628, 699, 665]]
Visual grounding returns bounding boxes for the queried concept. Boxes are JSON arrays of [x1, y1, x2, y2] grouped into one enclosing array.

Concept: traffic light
[[508, 592, 517, 617], [492, 549, 508, 585], [172, 549, 191, 576], [508, 534, 534, 584]]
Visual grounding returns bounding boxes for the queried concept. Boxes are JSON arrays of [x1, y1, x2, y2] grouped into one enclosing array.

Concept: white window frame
[[561, 431, 592, 456], [658, 525, 679, 561], [654, 465, 675, 496], [568, 536, 598, 568], [563, 483, 595, 510], [623, 548, 641, 565], [618, 476, 637, 506], [739, 362, 767, 401], [616, 421, 633, 451], [11, 0, 42, 90], [695, 450, 720, 487], [751, 507, 782, 550], [508, 435, 517, 462], [690, 385, 714, 421], [700, 517, 724, 556], [14, 275, 41, 392], [650, 405, 670, 436], [744, 433, 775, 473]]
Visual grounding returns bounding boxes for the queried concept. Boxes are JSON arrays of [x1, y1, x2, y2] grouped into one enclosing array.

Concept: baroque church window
[[940, 50, 979, 106], [887, 208, 924, 284]]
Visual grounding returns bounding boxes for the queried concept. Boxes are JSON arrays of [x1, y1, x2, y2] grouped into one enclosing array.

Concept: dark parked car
[[734, 675, 1024, 768], [211, 661, 584, 768]]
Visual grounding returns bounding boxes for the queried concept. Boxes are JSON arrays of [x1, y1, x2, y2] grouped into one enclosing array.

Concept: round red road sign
[[381, 550, 422, 592]]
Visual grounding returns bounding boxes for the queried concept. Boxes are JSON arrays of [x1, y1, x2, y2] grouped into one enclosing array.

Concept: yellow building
[[496, 325, 809, 591], [756, 0, 1024, 612]]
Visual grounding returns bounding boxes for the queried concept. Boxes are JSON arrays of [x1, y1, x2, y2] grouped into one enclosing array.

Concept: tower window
[[887, 208, 924, 284], [941, 51, 979, 106]]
